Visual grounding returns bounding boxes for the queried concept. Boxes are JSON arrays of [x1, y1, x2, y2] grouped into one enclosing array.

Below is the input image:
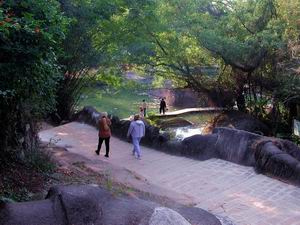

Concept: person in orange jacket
[[95, 112, 111, 157]]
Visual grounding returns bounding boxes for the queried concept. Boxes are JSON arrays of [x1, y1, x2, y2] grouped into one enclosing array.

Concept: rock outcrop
[[208, 111, 270, 135], [148, 207, 192, 225], [182, 128, 300, 184], [0, 185, 221, 225]]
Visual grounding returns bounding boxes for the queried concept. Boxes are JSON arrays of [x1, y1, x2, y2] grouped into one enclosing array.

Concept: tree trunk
[[236, 89, 246, 112], [289, 103, 298, 131]]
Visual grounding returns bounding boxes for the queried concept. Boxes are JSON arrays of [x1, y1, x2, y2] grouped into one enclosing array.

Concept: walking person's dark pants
[[159, 107, 165, 114], [143, 108, 146, 117], [96, 137, 110, 157]]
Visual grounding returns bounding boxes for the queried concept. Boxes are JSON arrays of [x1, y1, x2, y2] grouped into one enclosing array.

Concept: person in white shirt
[[127, 114, 145, 160]]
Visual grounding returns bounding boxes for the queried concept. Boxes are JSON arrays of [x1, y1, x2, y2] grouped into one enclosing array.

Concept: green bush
[[291, 135, 300, 146], [25, 149, 56, 173], [0, 0, 69, 159]]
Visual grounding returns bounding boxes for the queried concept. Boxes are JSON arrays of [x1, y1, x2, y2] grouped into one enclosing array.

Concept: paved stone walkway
[[39, 122, 300, 225]]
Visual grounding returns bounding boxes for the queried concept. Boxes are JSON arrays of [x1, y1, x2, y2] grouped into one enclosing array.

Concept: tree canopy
[[0, 0, 69, 158], [93, 0, 300, 117], [0, 0, 300, 161]]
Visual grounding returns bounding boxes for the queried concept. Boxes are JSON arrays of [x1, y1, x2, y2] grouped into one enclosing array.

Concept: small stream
[[158, 112, 220, 140], [169, 126, 206, 140]]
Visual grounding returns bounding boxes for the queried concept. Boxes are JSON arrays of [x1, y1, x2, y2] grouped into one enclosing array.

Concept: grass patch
[[25, 149, 56, 173], [78, 87, 158, 118]]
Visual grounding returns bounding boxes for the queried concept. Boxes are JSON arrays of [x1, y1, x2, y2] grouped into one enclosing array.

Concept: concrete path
[[39, 122, 300, 225], [155, 107, 225, 116]]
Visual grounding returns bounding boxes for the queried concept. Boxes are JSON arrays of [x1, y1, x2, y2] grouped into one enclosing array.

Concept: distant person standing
[[139, 106, 144, 119], [142, 99, 147, 117], [159, 97, 167, 114], [95, 112, 111, 158], [127, 114, 145, 160]]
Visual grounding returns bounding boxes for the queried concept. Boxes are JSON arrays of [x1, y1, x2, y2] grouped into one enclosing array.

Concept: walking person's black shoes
[[95, 150, 99, 155], [104, 154, 109, 158]]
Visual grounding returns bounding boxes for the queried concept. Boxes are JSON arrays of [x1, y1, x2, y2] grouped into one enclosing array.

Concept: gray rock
[[211, 128, 258, 166], [0, 185, 221, 225], [255, 141, 300, 182], [0, 199, 64, 225], [210, 111, 270, 135], [182, 128, 300, 184], [182, 134, 219, 160], [47, 185, 101, 225], [148, 207, 191, 225], [72, 106, 100, 127]]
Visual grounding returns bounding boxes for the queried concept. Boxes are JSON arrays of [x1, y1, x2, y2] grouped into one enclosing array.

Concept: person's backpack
[[102, 118, 109, 131]]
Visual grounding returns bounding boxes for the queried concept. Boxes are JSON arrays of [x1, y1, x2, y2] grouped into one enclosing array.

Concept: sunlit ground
[[79, 87, 220, 139], [78, 87, 159, 118]]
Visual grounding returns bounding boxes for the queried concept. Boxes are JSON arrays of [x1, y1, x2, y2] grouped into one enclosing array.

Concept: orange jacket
[[98, 117, 111, 138]]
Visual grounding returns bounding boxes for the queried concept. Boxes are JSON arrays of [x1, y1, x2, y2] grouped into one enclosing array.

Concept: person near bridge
[[142, 99, 147, 117], [159, 97, 167, 114]]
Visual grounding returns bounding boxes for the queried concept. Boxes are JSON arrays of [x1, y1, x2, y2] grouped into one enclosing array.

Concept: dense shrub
[[0, 0, 69, 161]]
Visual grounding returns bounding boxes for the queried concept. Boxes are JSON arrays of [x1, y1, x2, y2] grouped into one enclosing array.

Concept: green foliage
[[96, 68, 125, 89], [1, 0, 300, 162], [25, 149, 56, 173], [79, 87, 154, 118], [54, 0, 137, 121], [246, 96, 271, 120], [0, 0, 68, 157], [92, 0, 287, 95], [291, 135, 300, 146], [1, 186, 32, 202], [91, 0, 300, 136], [95, 67, 148, 90], [0, 147, 55, 202], [0, 0, 68, 114]]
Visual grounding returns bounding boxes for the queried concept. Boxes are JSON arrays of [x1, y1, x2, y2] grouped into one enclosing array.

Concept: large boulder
[[111, 119, 131, 139], [182, 134, 219, 160], [208, 111, 271, 135], [161, 140, 184, 155], [211, 128, 258, 166], [72, 106, 101, 127], [182, 128, 300, 184], [142, 124, 160, 146], [255, 140, 300, 182], [0, 185, 221, 225], [148, 207, 191, 225], [182, 128, 258, 166], [46, 185, 101, 225]]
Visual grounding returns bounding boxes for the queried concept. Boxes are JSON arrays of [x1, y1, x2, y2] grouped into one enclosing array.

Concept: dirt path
[[39, 122, 300, 225]]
